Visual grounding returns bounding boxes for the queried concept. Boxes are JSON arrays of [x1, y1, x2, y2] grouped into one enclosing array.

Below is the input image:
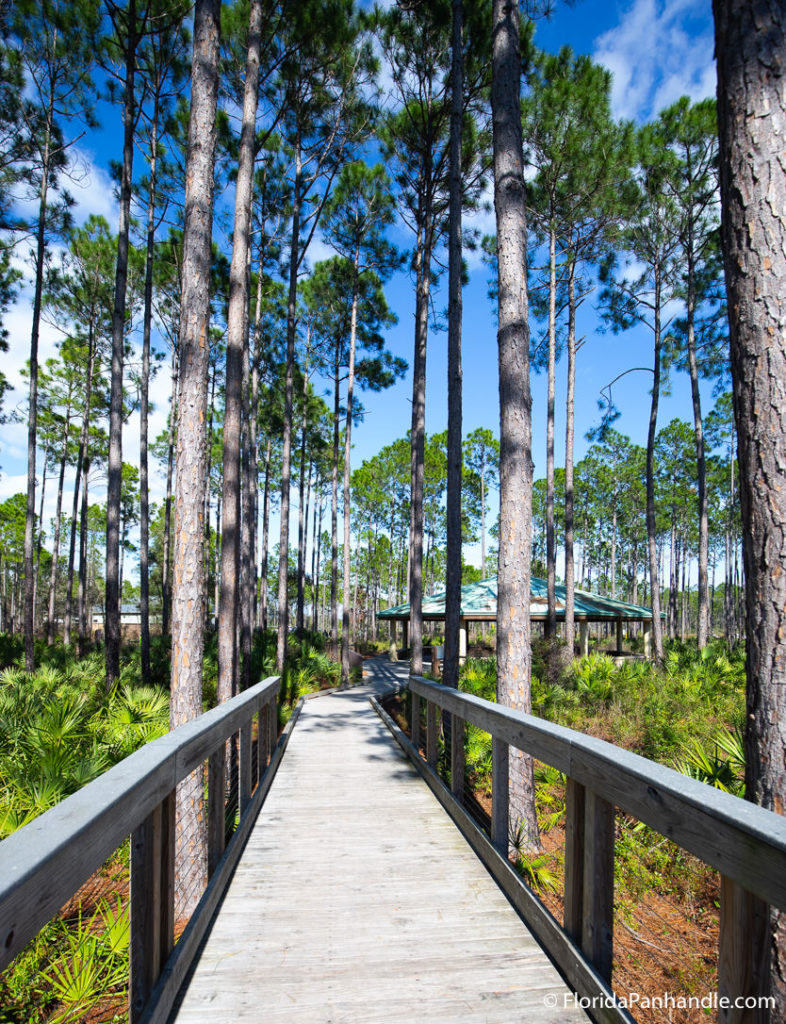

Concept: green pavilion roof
[[378, 576, 654, 622]]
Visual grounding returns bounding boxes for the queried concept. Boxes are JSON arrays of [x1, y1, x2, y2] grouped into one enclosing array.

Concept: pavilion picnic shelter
[[378, 576, 657, 660]]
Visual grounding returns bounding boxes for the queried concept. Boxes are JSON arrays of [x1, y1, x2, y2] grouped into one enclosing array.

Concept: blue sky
[[0, 0, 720, 575]]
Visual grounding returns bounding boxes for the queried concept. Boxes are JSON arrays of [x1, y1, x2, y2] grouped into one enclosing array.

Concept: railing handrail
[[0, 674, 281, 972], [409, 673, 786, 911]]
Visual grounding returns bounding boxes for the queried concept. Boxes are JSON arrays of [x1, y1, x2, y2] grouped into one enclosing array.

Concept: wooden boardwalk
[[172, 660, 589, 1023]]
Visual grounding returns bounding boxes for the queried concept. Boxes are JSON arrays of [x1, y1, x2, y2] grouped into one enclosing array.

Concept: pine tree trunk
[[218, 0, 262, 704], [170, 0, 220, 920], [276, 141, 302, 673], [645, 269, 665, 661], [64, 328, 96, 647], [33, 455, 48, 632], [162, 347, 177, 638], [310, 480, 319, 632], [260, 439, 271, 633], [668, 514, 678, 639], [491, 0, 538, 851], [409, 218, 430, 677], [139, 99, 159, 686], [248, 280, 261, 632], [47, 402, 72, 643], [331, 357, 340, 648], [714, 1, 786, 1011], [77, 458, 90, 654], [314, 494, 324, 632], [24, 110, 55, 671], [545, 222, 557, 637], [240, 286, 254, 692], [342, 272, 360, 686], [685, 240, 710, 649], [296, 348, 310, 636], [444, 0, 464, 695], [106, 0, 138, 689], [564, 263, 577, 652]]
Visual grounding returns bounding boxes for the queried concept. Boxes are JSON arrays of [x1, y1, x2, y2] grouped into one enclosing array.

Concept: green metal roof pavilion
[[378, 576, 655, 623]]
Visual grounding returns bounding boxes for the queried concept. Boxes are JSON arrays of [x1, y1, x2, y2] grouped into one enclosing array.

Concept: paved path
[[172, 659, 588, 1023]]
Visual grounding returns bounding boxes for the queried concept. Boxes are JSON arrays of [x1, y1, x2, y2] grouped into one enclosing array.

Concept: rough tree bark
[[408, 218, 431, 677], [713, 0, 786, 1015], [218, 0, 262, 705], [170, 0, 220, 920], [491, 0, 538, 851], [443, 0, 463, 695]]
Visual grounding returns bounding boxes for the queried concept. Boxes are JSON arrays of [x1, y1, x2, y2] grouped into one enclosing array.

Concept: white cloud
[[66, 149, 119, 226], [593, 0, 715, 124]]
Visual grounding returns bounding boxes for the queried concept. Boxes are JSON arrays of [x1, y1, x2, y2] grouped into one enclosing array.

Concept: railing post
[[259, 701, 270, 772], [207, 747, 225, 878], [451, 715, 464, 803], [426, 700, 438, 767], [718, 876, 770, 1023], [491, 736, 509, 854], [581, 789, 615, 983], [411, 689, 421, 752], [268, 695, 277, 758], [563, 777, 585, 944], [130, 790, 175, 1023], [239, 715, 252, 814]]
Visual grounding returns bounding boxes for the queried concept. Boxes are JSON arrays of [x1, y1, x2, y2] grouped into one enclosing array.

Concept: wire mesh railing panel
[[174, 761, 209, 932], [610, 812, 719, 1023]]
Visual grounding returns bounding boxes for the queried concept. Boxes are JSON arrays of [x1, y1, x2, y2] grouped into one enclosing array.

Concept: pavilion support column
[[616, 618, 623, 654], [643, 619, 652, 660], [579, 620, 589, 658], [459, 618, 467, 665], [403, 619, 409, 657]]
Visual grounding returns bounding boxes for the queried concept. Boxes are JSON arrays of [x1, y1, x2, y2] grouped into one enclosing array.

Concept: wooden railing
[[0, 674, 288, 1024], [397, 675, 786, 1023]]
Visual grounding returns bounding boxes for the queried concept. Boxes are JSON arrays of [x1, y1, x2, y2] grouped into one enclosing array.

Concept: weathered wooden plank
[[174, 671, 589, 1024], [718, 876, 770, 1023], [374, 695, 634, 1024], [563, 777, 585, 944], [409, 675, 786, 909], [581, 789, 614, 983], [141, 696, 305, 1024]]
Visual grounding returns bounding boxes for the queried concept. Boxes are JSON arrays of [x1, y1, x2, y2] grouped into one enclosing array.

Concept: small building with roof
[[378, 576, 657, 659]]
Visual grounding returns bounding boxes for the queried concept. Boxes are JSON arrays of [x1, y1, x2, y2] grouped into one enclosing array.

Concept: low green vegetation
[[460, 638, 745, 791], [0, 628, 344, 1023]]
